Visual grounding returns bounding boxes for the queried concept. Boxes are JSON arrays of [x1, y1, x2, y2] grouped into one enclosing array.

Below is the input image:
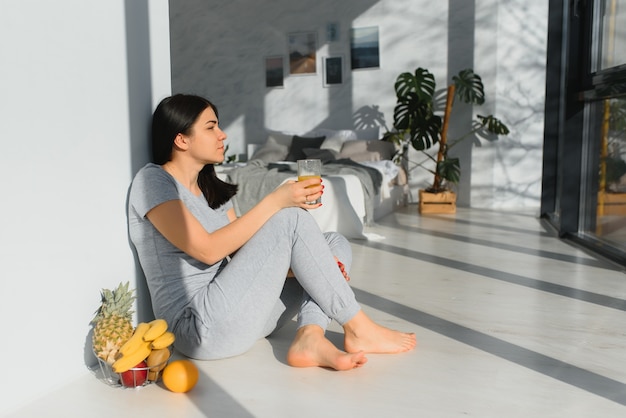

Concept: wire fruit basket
[[95, 355, 168, 388]]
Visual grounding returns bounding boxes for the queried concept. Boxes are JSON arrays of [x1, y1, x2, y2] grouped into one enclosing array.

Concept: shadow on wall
[[353, 105, 388, 132], [168, 0, 546, 209], [481, 0, 546, 207], [123, 0, 154, 323], [351, 0, 544, 208], [168, 0, 380, 146], [84, 0, 156, 371]]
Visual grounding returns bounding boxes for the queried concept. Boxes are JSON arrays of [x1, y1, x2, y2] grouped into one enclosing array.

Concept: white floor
[[7, 206, 626, 418]]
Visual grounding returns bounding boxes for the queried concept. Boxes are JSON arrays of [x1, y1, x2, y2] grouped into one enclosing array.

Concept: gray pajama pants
[[174, 207, 362, 360]]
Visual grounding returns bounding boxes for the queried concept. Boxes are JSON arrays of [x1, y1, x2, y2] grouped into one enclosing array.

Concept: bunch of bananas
[[112, 319, 175, 374]]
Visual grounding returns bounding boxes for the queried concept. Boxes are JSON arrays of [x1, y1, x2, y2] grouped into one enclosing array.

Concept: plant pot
[[597, 191, 626, 216], [418, 190, 457, 214]]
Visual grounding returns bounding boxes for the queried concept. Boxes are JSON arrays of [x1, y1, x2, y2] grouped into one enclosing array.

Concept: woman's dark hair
[[151, 94, 238, 209]]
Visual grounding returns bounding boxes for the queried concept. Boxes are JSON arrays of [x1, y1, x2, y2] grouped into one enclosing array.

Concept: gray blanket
[[226, 160, 381, 224]]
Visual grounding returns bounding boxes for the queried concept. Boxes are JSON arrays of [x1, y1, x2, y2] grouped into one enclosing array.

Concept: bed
[[216, 129, 407, 239]]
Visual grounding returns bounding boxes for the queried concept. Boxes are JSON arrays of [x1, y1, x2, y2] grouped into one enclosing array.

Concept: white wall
[[169, 0, 547, 209], [0, 0, 171, 415], [472, 0, 548, 209]]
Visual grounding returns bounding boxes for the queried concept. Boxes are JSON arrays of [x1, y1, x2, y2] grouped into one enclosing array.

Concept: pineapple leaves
[[92, 281, 135, 323], [453, 69, 485, 105]]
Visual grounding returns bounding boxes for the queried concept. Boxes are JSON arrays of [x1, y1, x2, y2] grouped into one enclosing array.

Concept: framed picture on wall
[[323, 56, 343, 87], [326, 22, 340, 42], [265, 56, 284, 88], [350, 26, 380, 70], [288, 32, 317, 75]]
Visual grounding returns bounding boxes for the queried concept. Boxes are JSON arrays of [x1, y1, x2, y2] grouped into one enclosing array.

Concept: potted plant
[[598, 99, 626, 216], [383, 67, 510, 213]]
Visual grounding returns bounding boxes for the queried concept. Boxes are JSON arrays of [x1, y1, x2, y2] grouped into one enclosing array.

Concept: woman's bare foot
[[287, 325, 368, 370], [343, 310, 417, 354]]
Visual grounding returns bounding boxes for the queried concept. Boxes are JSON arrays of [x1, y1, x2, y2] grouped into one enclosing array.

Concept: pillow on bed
[[249, 139, 289, 162], [314, 130, 358, 153], [266, 130, 297, 147], [302, 148, 338, 163], [339, 140, 396, 162], [285, 135, 326, 161]]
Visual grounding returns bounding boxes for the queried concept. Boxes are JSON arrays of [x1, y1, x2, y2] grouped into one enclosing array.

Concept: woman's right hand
[[271, 178, 323, 209]]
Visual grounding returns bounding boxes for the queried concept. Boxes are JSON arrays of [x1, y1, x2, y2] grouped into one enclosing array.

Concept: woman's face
[[187, 106, 227, 164]]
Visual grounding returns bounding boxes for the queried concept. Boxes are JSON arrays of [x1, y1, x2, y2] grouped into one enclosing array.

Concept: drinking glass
[[297, 159, 322, 204]]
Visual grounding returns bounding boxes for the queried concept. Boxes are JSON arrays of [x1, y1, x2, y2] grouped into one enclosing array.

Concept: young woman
[[127, 94, 416, 370]]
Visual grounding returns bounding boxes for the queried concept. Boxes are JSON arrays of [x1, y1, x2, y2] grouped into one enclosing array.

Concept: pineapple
[[91, 282, 135, 365]]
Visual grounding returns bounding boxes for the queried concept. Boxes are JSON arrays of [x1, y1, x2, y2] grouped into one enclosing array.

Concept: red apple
[[119, 361, 148, 387]]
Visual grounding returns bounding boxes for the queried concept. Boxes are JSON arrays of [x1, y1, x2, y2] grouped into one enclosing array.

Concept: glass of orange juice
[[297, 159, 322, 204]]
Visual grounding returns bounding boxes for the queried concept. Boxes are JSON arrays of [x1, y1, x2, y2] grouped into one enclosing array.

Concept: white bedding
[[217, 127, 406, 239], [280, 174, 367, 239], [305, 169, 403, 239], [233, 130, 406, 238]]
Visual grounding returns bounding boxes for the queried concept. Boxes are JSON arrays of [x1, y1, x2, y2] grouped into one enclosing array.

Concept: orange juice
[[297, 159, 322, 204], [297, 174, 322, 183], [298, 175, 322, 203]]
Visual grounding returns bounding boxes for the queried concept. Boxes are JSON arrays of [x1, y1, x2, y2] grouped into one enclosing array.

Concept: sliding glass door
[[582, 97, 626, 252], [543, 0, 626, 264]]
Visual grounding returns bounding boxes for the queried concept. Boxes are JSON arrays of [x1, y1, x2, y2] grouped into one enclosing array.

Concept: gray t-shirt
[[127, 163, 232, 325]]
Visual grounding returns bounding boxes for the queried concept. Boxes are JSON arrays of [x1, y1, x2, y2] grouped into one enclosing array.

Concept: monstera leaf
[[453, 69, 485, 105], [394, 68, 436, 102], [387, 66, 510, 194], [393, 92, 420, 131], [476, 115, 509, 141], [408, 111, 443, 150], [393, 68, 441, 151], [437, 157, 461, 184], [393, 92, 442, 150]]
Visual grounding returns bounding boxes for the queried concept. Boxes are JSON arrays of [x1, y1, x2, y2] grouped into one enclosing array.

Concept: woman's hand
[[271, 178, 324, 209], [335, 257, 350, 281]]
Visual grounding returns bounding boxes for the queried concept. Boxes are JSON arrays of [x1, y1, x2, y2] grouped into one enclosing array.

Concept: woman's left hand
[[335, 257, 350, 281]]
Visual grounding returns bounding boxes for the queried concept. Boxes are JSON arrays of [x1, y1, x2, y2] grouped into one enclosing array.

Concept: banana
[[117, 322, 151, 358], [112, 341, 151, 373], [142, 319, 168, 342], [150, 331, 175, 349]]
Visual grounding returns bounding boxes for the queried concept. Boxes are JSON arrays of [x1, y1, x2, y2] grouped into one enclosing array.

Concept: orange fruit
[[161, 360, 199, 393]]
